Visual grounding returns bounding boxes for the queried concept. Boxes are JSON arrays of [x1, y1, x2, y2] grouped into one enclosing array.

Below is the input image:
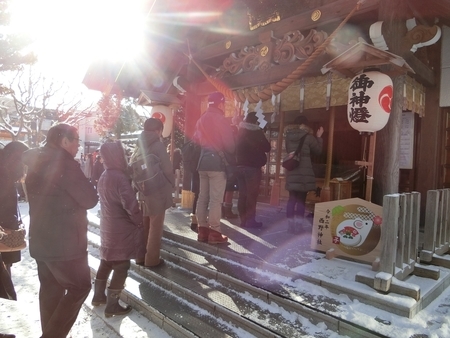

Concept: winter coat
[[236, 122, 271, 168], [97, 142, 145, 261], [22, 145, 98, 262], [132, 130, 174, 216], [0, 166, 21, 265], [284, 124, 323, 192], [194, 106, 236, 172]]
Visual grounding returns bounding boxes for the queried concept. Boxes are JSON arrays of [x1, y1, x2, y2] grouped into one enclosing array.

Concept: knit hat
[[294, 115, 309, 125], [244, 112, 258, 124], [208, 92, 225, 107]]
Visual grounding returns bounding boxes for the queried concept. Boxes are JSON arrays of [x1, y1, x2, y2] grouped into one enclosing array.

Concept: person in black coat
[[91, 155, 105, 189], [0, 141, 28, 281], [284, 116, 324, 234], [236, 112, 271, 228], [22, 123, 98, 338]]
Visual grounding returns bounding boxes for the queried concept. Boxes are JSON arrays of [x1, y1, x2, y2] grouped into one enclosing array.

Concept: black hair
[[144, 118, 164, 132], [46, 123, 78, 147]]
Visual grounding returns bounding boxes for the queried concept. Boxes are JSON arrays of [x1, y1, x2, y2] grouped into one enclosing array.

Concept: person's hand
[[316, 126, 324, 138]]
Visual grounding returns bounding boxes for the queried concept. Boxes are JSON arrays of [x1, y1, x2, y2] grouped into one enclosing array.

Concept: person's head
[[0, 141, 29, 181], [293, 115, 309, 126], [46, 123, 80, 158], [144, 118, 164, 136], [208, 92, 225, 110], [244, 111, 258, 124], [100, 141, 127, 171]]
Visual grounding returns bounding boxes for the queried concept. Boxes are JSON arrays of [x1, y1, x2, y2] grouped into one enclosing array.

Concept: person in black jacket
[[0, 141, 28, 286], [236, 112, 271, 228], [22, 123, 98, 338], [284, 116, 324, 234]]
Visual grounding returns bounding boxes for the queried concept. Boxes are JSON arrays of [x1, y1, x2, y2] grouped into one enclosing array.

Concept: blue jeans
[[286, 190, 308, 219], [237, 166, 262, 224], [197, 171, 227, 232], [36, 255, 91, 338]]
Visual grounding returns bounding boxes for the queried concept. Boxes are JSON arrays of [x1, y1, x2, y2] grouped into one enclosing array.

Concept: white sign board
[[400, 111, 414, 169]]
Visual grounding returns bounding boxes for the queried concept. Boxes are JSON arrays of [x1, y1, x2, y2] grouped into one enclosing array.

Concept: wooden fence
[[356, 191, 439, 300], [420, 189, 450, 267]]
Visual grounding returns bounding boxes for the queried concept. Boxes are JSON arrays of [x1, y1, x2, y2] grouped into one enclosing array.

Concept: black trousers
[[237, 166, 262, 224], [95, 259, 130, 289], [286, 190, 308, 219], [36, 255, 91, 338]]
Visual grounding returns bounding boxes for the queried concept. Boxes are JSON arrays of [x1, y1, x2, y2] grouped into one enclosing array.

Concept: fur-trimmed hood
[[239, 121, 261, 131]]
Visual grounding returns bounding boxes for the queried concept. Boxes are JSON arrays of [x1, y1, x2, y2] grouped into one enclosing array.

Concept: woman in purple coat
[[91, 141, 145, 318]]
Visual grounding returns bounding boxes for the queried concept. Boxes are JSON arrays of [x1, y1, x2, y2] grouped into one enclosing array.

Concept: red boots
[[197, 226, 209, 242], [208, 229, 228, 244], [197, 227, 228, 244]]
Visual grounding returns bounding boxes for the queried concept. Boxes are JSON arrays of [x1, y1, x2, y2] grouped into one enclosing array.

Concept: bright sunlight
[[9, 0, 147, 84]]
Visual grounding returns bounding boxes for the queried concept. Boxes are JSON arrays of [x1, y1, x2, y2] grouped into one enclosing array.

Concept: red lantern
[[151, 105, 173, 138], [347, 71, 393, 134]]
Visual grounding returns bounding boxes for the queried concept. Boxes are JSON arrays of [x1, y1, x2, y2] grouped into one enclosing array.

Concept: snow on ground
[[3, 201, 450, 337]]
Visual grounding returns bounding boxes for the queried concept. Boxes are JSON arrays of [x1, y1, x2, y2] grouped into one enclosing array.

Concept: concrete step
[[87, 221, 382, 338]]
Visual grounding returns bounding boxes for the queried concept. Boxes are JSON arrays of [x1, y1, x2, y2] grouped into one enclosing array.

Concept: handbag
[[0, 226, 26, 252], [282, 134, 307, 171], [0, 204, 27, 252]]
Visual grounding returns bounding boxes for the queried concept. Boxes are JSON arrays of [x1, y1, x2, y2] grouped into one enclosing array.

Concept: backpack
[[181, 140, 201, 172], [129, 152, 166, 195]]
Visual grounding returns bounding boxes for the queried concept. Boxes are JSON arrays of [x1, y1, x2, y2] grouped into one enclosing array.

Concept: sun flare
[[9, 0, 147, 84]]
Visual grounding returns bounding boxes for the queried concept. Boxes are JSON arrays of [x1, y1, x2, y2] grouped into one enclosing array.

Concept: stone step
[[87, 221, 381, 338]]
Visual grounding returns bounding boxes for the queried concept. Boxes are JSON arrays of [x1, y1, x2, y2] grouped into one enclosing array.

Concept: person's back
[[194, 92, 235, 244], [22, 123, 98, 338], [91, 141, 144, 317], [284, 116, 323, 234], [235, 112, 270, 228]]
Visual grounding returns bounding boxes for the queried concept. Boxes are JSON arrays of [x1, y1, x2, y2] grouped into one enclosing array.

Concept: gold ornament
[[311, 10, 321, 22], [225, 41, 231, 49], [260, 45, 269, 57]]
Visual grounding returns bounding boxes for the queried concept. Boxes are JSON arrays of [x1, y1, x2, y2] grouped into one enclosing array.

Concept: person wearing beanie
[[131, 118, 174, 268], [284, 115, 324, 234], [194, 92, 235, 244], [235, 112, 271, 228]]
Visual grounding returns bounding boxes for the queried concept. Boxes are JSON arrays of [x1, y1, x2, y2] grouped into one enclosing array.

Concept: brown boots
[[197, 227, 228, 244], [104, 288, 132, 318], [91, 279, 107, 306]]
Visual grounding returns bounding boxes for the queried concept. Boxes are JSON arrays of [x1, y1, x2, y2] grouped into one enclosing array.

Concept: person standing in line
[[194, 92, 235, 244], [0, 142, 29, 282], [91, 141, 145, 317], [84, 153, 93, 179], [284, 116, 324, 234], [22, 123, 98, 338], [0, 141, 29, 326], [235, 112, 271, 228], [132, 118, 174, 268], [91, 155, 105, 189]]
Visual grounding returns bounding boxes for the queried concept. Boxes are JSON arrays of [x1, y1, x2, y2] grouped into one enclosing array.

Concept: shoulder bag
[[282, 134, 307, 171]]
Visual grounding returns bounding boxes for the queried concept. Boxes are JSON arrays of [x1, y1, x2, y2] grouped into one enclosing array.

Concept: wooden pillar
[[321, 106, 335, 202], [373, 0, 408, 204], [270, 111, 285, 206]]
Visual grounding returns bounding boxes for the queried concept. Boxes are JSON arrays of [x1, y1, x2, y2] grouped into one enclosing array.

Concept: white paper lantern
[[150, 105, 173, 138], [347, 71, 393, 133]]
